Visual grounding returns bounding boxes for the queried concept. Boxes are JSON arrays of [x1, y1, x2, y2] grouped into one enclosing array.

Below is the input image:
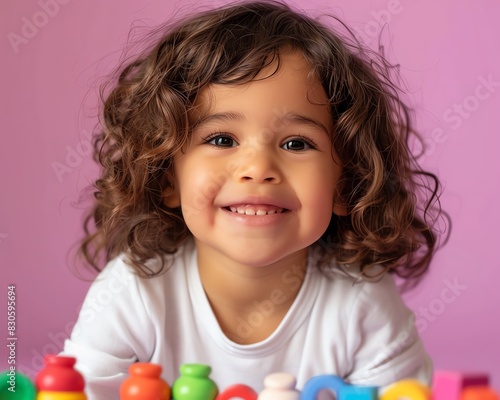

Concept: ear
[[333, 201, 348, 216], [333, 179, 348, 216], [163, 185, 181, 208], [161, 172, 181, 208]]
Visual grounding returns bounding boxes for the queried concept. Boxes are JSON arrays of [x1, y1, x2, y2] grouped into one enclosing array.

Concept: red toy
[[216, 384, 258, 400], [35, 355, 86, 400]]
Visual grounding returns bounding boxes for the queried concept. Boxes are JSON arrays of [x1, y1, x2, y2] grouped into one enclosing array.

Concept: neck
[[196, 242, 308, 344]]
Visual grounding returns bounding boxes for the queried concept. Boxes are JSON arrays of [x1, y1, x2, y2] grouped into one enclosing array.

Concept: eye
[[204, 133, 237, 148], [281, 137, 315, 151]]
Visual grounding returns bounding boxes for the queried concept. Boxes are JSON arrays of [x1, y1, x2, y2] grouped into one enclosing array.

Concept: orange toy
[[461, 386, 500, 400], [120, 363, 170, 400]]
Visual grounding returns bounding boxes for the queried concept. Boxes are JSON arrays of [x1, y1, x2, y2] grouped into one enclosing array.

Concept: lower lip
[[220, 207, 290, 227]]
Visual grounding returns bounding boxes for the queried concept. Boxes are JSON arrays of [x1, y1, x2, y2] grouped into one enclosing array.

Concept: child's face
[[167, 52, 344, 268]]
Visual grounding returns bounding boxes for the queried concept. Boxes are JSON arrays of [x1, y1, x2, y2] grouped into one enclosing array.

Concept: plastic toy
[[432, 371, 490, 400], [258, 372, 300, 400], [460, 386, 500, 400], [35, 355, 86, 400], [340, 384, 378, 399], [171, 364, 218, 400], [3, 356, 500, 400], [120, 363, 170, 400], [216, 384, 258, 400], [379, 379, 430, 400], [300, 374, 345, 399], [300, 374, 378, 400], [0, 370, 37, 399]]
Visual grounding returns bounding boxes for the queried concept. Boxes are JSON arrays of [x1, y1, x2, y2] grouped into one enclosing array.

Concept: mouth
[[223, 205, 290, 216]]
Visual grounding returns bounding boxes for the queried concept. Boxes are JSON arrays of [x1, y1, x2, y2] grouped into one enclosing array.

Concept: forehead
[[191, 52, 332, 131]]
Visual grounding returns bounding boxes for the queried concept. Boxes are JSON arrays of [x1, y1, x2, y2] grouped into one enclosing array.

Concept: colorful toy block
[[171, 364, 218, 400], [300, 374, 379, 399], [120, 363, 170, 400], [35, 355, 86, 400], [340, 384, 378, 400], [0, 370, 36, 399], [460, 386, 499, 400], [432, 371, 490, 400], [2, 356, 500, 400], [300, 374, 346, 399], [216, 384, 258, 400], [380, 379, 431, 400], [258, 372, 300, 400]]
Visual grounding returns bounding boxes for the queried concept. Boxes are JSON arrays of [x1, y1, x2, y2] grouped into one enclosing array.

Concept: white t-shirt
[[63, 240, 432, 399]]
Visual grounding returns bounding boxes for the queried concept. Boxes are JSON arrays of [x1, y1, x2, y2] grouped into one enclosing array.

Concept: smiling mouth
[[224, 206, 289, 216]]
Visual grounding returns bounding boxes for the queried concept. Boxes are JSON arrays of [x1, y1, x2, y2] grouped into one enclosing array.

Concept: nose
[[235, 147, 282, 184]]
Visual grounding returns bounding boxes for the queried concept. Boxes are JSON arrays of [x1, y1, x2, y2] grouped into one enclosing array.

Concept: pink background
[[1, 0, 499, 391]]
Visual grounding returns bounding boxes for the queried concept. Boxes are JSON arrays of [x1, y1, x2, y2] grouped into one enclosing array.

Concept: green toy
[[172, 364, 218, 400], [0, 370, 37, 400]]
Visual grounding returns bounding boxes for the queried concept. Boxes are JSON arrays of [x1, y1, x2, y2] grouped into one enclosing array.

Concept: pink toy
[[258, 372, 300, 400], [432, 371, 489, 400]]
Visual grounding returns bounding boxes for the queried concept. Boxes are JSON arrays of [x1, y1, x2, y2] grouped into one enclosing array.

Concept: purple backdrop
[[1, 0, 499, 390]]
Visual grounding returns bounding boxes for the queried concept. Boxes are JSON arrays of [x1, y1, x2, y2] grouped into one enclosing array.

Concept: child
[[63, 1, 443, 398]]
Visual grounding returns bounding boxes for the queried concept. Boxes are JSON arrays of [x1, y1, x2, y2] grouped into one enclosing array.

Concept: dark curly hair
[[80, 0, 445, 283]]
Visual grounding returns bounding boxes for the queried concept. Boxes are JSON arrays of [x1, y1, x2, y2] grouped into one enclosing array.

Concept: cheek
[[296, 163, 337, 207], [177, 160, 226, 210]]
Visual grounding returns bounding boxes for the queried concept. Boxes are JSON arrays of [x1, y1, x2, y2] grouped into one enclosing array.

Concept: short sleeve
[[344, 273, 433, 387], [61, 257, 155, 400]]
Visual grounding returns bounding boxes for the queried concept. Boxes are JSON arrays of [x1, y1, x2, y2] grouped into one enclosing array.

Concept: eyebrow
[[193, 111, 330, 134], [194, 111, 244, 126]]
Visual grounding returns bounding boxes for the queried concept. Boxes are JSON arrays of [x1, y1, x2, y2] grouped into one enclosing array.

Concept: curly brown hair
[[81, 0, 445, 283]]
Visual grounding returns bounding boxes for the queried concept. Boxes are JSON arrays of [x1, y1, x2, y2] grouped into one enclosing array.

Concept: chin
[[226, 248, 306, 268], [230, 254, 281, 268]]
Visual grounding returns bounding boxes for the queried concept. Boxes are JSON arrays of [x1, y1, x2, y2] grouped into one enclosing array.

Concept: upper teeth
[[229, 207, 284, 215]]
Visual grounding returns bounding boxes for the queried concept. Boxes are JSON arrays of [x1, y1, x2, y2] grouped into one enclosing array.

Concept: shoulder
[[83, 239, 196, 316], [314, 263, 414, 352], [96, 239, 195, 285], [315, 263, 403, 313], [68, 240, 196, 351], [310, 263, 410, 346], [307, 261, 431, 386], [320, 265, 431, 386]]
